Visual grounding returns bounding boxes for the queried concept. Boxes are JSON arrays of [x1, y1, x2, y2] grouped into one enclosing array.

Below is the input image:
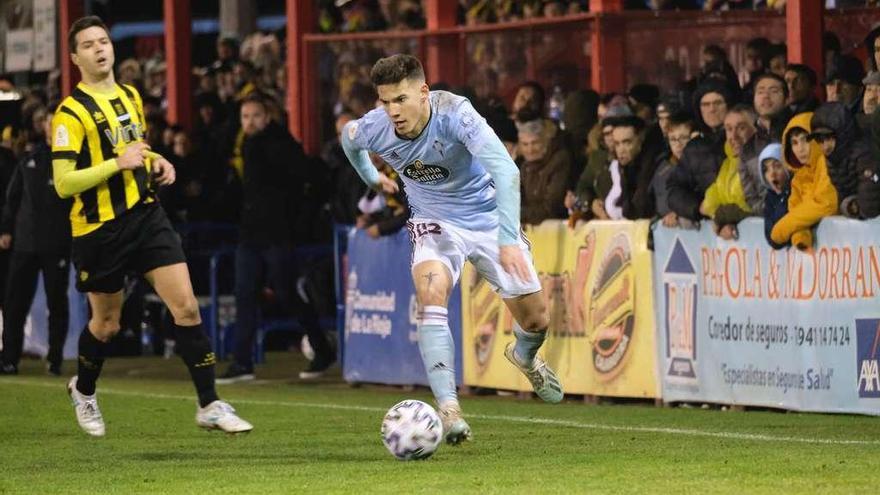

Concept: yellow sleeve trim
[[53, 158, 119, 198]]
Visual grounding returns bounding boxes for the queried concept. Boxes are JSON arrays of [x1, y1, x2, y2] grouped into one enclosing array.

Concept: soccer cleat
[[438, 402, 472, 446], [0, 362, 18, 375], [196, 400, 254, 434], [298, 354, 336, 380], [504, 343, 564, 403], [67, 376, 106, 437], [216, 363, 255, 384]]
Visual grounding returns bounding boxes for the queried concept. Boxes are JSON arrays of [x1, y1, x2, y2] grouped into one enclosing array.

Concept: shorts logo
[[54, 124, 69, 147], [588, 232, 635, 380], [856, 318, 880, 398], [79, 271, 89, 282], [402, 160, 450, 184], [662, 238, 698, 381]]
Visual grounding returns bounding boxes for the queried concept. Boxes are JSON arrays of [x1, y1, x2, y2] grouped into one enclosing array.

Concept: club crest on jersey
[[402, 159, 449, 184]]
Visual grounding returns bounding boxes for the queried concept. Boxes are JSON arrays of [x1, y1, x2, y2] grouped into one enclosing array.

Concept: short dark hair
[[786, 64, 818, 87], [518, 81, 546, 109], [753, 72, 789, 98], [68, 16, 110, 54], [667, 111, 694, 130], [610, 115, 646, 133], [370, 54, 425, 87], [240, 92, 270, 112]]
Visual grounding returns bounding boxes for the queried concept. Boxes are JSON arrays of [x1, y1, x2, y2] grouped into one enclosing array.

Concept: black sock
[[76, 326, 107, 396], [175, 323, 220, 408]]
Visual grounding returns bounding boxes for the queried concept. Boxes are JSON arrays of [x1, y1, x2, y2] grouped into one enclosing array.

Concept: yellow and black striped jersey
[[51, 82, 155, 237]]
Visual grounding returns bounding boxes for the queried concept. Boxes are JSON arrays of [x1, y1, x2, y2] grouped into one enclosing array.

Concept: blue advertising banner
[[653, 217, 880, 415], [343, 228, 462, 386]]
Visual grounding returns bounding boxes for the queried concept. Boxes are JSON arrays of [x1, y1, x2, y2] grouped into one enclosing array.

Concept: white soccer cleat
[[67, 376, 106, 437], [504, 343, 564, 403], [196, 400, 254, 434], [438, 402, 472, 446]]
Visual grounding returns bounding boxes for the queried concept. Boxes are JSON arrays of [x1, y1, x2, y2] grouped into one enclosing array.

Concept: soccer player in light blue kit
[[342, 55, 562, 445]]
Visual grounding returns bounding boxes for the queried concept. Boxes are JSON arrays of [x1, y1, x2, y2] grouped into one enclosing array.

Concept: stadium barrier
[[461, 220, 660, 398], [342, 227, 463, 386], [654, 217, 880, 415]]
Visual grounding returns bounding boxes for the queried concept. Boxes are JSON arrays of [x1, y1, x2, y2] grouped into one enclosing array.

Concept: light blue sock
[[417, 306, 457, 405], [513, 323, 546, 367]]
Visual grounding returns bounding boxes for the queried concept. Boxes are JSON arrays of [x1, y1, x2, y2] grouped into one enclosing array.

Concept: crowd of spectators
[[2, 8, 880, 372]]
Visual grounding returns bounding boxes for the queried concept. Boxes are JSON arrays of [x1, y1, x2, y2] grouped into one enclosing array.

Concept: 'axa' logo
[[856, 318, 880, 398]]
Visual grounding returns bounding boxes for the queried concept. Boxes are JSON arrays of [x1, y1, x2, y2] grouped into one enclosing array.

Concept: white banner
[[32, 0, 55, 72], [653, 217, 880, 415], [5, 29, 33, 72]]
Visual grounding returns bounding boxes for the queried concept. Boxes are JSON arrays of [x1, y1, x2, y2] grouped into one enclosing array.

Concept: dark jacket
[[574, 148, 612, 212], [521, 145, 572, 225], [666, 135, 725, 221], [811, 102, 869, 215], [321, 138, 367, 225], [619, 143, 662, 220], [240, 122, 307, 245], [665, 81, 732, 220], [1, 143, 72, 255], [861, 110, 880, 219]]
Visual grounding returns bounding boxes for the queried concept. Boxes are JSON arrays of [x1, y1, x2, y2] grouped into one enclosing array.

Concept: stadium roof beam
[[164, 0, 193, 131], [590, 0, 625, 93], [424, 0, 460, 87], [287, 0, 315, 149], [786, 0, 824, 96]]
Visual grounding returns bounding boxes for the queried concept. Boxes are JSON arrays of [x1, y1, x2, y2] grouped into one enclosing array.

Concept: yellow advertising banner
[[461, 220, 660, 398]]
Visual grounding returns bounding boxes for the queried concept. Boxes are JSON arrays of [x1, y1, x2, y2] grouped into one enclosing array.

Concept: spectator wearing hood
[[825, 55, 865, 118], [770, 113, 838, 251], [666, 81, 733, 222], [784, 64, 820, 116], [759, 143, 790, 249], [860, 109, 880, 218], [700, 105, 758, 240], [810, 102, 872, 218]]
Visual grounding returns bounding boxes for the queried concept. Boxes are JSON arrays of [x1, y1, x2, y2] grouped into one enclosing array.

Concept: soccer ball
[[381, 400, 443, 460]]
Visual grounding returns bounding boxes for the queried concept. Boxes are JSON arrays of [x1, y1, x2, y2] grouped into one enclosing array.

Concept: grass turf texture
[[1, 353, 877, 494]]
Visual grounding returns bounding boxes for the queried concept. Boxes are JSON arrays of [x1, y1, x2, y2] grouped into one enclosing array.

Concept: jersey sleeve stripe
[[52, 150, 78, 161]]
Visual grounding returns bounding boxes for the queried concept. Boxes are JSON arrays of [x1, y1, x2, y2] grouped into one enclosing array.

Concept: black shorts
[[71, 202, 186, 293]]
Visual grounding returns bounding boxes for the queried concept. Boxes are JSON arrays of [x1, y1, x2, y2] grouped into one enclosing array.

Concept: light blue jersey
[[341, 90, 521, 245]]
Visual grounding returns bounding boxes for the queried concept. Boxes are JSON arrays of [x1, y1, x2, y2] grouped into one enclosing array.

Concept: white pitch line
[[3, 379, 877, 447]]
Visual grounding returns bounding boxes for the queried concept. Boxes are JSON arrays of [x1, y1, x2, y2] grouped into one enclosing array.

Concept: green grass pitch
[[1, 354, 877, 494]]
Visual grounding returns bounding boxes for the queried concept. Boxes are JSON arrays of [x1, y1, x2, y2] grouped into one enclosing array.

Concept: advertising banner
[[342, 228, 461, 386], [653, 218, 880, 415], [462, 220, 659, 398]]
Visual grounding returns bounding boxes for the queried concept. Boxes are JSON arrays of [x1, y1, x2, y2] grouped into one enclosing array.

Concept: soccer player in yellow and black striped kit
[[52, 16, 252, 436]]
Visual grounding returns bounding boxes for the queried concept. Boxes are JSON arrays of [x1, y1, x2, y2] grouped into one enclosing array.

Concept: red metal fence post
[[424, 0, 459, 86], [786, 0, 825, 95], [287, 0, 316, 152], [164, 0, 193, 130], [590, 0, 625, 93], [59, 0, 85, 98]]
